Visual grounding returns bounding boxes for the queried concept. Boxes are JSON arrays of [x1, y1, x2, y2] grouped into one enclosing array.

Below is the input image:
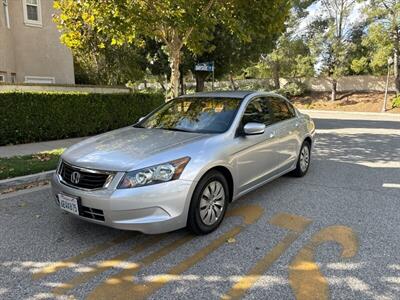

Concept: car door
[[268, 96, 299, 172], [233, 97, 283, 194]]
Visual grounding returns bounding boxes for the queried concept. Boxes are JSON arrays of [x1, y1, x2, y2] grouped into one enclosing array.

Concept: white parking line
[[382, 183, 400, 189]]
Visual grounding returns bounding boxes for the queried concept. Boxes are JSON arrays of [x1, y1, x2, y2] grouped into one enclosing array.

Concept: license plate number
[[58, 194, 79, 215]]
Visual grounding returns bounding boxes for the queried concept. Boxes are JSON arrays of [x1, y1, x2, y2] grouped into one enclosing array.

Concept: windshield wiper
[[160, 127, 192, 133]]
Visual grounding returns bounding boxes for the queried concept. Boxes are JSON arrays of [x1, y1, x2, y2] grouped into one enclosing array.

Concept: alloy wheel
[[199, 181, 225, 226], [300, 145, 310, 172]]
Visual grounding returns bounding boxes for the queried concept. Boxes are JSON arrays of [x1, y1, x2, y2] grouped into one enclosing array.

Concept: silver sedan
[[51, 91, 315, 234]]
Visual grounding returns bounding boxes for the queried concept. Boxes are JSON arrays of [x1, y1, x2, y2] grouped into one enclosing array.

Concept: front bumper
[[51, 173, 195, 234]]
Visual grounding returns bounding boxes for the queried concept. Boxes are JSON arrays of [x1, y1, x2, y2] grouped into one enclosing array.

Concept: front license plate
[[58, 194, 80, 215]]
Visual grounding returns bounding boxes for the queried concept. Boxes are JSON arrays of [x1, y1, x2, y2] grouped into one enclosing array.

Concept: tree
[[246, 36, 315, 89], [73, 43, 147, 85], [361, 0, 400, 94], [54, 0, 290, 98], [188, 24, 281, 92], [347, 21, 374, 75], [309, 0, 356, 101], [243, 1, 316, 89]]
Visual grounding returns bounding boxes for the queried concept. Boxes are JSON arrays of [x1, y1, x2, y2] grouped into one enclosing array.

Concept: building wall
[[0, 1, 16, 81], [0, 0, 74, 84]]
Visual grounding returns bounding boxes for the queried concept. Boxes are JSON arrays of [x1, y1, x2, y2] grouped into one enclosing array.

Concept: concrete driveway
[[1, 111, 399, 300]]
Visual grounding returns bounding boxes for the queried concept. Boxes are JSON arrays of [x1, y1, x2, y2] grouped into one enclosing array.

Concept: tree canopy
[[54, 0, 291, 98]]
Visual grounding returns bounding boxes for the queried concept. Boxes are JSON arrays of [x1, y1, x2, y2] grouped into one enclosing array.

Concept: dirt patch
[[291, 92, 400, 113]]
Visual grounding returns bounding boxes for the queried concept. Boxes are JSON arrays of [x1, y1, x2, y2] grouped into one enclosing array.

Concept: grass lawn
[[0, 149, 64, 180]]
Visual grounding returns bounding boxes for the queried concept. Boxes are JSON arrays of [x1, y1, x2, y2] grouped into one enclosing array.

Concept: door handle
[[269, 132, 276, 139]]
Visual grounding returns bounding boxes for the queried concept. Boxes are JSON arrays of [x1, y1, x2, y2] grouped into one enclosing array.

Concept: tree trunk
[[165, 39, 182, 99], [394, 52, 400, 95], [179, 71, 184, 95], [331, 79, 337, 101], [157, 75, 166, 91], [272, 62, 280, 89], [169, 48, 181, 99], [229, 73, 237, 90], [195, 72, 207, 92]]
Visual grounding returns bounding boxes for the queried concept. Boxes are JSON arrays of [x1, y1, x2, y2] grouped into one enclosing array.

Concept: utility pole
[[383, 57, 393, 112], [212, 61, 215, 91]]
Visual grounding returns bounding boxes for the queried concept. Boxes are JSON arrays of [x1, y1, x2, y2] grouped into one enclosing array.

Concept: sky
[[297, 0, 368, 73], [298, 0, 367, 36]]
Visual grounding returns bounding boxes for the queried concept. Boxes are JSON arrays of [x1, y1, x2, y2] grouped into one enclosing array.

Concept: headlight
[[118, 157, 191, 189]]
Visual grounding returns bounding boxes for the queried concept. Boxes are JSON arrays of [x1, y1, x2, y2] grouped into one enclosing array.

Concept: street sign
[[195, 62, 214, 72]]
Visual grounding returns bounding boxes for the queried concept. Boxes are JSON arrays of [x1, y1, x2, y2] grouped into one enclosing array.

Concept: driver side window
[[242, 98, 272, 126]]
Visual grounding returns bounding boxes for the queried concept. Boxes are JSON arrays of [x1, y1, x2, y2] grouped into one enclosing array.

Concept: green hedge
[[0, 92, 164, 146], [392, 95, 400, 109]]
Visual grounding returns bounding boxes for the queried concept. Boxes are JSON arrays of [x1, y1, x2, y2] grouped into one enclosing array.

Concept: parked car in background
[[51, 91, 315, 234]]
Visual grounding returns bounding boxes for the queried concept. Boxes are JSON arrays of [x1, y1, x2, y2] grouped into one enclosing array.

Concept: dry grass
[[291, 92, 400, 113]]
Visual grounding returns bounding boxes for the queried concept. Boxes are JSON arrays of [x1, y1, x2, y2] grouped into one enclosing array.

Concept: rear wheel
[[187, 171, 229, 235], [290, 140, 311, 177]]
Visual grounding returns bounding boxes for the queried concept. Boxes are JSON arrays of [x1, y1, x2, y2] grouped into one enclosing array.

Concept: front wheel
[[290, 140, 311, 177], [187, 170, 229, 235]]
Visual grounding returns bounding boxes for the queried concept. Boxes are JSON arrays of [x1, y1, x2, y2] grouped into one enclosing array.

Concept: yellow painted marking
[[87, 205, 264, 300], [289, 225, 358, 300], [269, 212, 312, 233], [85, 234, 195, 299], [33, 233, 135, 280], [52, 235, 163, 295], [222, 213, 312, 300]]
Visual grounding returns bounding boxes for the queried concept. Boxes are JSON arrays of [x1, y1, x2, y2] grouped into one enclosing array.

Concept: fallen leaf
[[226, 237, 236, 244], [18, 202, 27, 208]]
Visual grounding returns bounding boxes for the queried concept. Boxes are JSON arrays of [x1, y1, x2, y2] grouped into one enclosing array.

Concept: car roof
[[178, 91, 255, 99], [178, 90, 284, 100]]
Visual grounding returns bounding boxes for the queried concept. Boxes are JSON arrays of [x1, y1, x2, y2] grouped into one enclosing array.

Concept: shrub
[[392, 95, 400, 109], [278, 81, 307, 97], [0, 91, 164, 146], [236, 80, 273, 91]]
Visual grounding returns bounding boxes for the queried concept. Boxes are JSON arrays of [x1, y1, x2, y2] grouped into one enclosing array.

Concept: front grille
[[59, 161, 112, 190], [80, 205, 105, 221]]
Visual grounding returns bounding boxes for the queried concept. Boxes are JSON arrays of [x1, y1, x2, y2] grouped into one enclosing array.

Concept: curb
[[299, 109, 399, 116], [300, 109, 400, 121], [0, 170, 55, 191]]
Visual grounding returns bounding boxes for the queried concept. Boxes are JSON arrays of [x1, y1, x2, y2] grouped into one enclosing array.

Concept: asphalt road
[[1, 112, 400, 300]]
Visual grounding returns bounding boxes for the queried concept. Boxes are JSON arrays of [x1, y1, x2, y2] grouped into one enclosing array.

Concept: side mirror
[[243, 122, 266, 135], [138, 117, 145, 122]]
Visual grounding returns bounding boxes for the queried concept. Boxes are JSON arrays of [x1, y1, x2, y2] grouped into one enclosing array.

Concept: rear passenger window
[[242, 98, 272, 126], [270, 98, 295, 122]]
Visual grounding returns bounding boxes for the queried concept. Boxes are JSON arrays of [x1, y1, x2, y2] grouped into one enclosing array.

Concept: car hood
[[62, 127, 207, 171]]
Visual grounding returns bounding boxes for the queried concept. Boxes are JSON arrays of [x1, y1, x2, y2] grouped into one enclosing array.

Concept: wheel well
[[208, 166, 234, 202], [304, 136, 312, 147]]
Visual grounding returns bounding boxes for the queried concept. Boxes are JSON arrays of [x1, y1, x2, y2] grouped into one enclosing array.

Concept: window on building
[[0, 72, 6, 82], [11, 73, 16, 83], [23, 0, 42, 26], [2, 0, 10, 28]]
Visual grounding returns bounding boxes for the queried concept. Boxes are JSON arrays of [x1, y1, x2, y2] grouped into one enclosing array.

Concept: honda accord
[[51, 91, 315, 234]]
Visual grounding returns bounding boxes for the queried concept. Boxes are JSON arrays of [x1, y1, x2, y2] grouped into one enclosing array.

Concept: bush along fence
[[0, 92, 164, 146]]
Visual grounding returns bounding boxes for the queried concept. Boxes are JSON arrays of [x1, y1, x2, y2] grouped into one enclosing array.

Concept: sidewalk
[[0, 137, 85, 158]]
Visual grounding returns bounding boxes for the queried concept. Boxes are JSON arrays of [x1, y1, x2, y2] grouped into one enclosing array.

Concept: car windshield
[[136, 97, 241, 134]]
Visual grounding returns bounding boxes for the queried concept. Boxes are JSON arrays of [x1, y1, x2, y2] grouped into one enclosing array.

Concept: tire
[[290, 140, 311, 177], [187, 170, 229, 235]]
